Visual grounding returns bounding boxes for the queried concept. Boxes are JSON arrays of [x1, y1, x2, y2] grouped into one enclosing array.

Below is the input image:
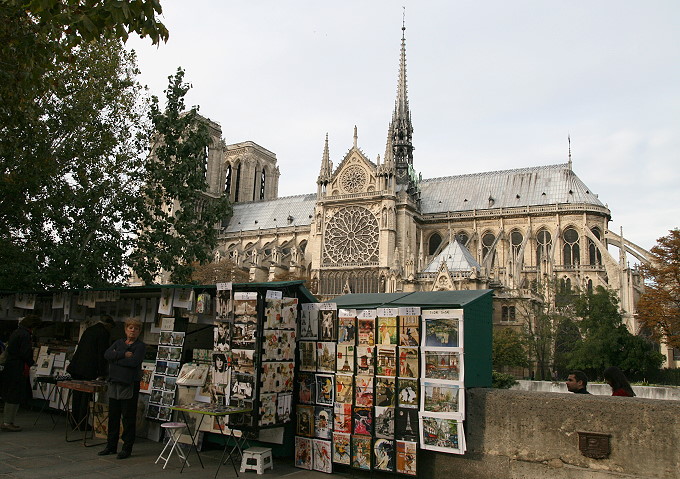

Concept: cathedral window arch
[[563, 227, 580, 267], [482, 231, 496, 267], [224, 163, 232, 196], [260, 168, 266, 200], [589, 227, 602, 266], [510, 230, 523, 260], [202, 145, 209, 180], [456, 231, 469, 246], [428, 232, 442, 256], [234, 163, 242, 202], [536, 229, 552, 264]]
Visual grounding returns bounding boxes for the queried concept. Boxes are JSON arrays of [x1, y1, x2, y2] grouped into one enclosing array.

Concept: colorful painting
[[333, 403, 352, 433], [355, 345, 375, 375], [337, 317, 356, 344], [422, 309, 463, 348], [397, 378, 419, 408], [423, 349, 463, 382], [374, 406, 395, 439], [377, 316, 398, 345], [296, 405, 314, 437], [314, 406, 333, 439], [332, 432, 351, 464], [373, 438, 395, 472], [315, 373, 335, 406], [419, 415, 464, 454], [336, 344, 355, 374], [335, 374, 354, 404], [358, 318, 375, 346], [375, 376, 396, 407], [422, 379, 463, 415], [353, 406, 373, 436], [354, 375, 373, 407], [398, 347, 419, 378], [313, 439, 333, 473], [316, 341, 336, 373], [351, 435, 372, 470], [399, 315, 420, 346], [376, 345, 397, 376], [295, 436, 313, 470], [396, 440, 417, 475]]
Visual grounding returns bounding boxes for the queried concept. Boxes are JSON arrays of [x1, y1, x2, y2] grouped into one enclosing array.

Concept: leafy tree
[[492, 371, 518, 389], [130, 68, 232, 285], [637, 229, 680, 350], [567, 286, 664, 378], [492, 328, 528, 369]]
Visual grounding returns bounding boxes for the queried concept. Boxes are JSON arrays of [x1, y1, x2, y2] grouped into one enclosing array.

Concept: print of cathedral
[[191, 26, 653, 345]]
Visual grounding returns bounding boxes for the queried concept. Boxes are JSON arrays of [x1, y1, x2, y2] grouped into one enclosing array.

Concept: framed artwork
[[158, 330, 173, 346], [351, 435, 372, 470], [377, 316, 397, 345], [375, 376, 396, 407], [398, 347, 419, 378], [314, 406, 333, 439], [353, 406, 373, 436], [332, 432, 351, 464], [232, 322, 257, 349], [395, 408, 419, 441], [355, 346, 374, 375], [139, 362, 155, 394], [313, 439, 332, 473], [375, 345, 397, 376], [422, 379, 463, 416], [336, 345, 355, 374], [358, 318, 375, 346], [354, 375, 373, 407], [232, 348, 256, 374], [337, 316, 356, 345], [396, 440, 418, 476], [422, 309, 463, 348], [295, 436, 313, 470], [315, 373, 334, 406], [397, 378, 419, 408], [296, 405, 314, 437], [373, 438, 395, 472], [419, 414, 464, 454], [374, 406, 395, 439], [399, 315, 420, 346], [422, 348, 463, 382], [316, 342, 336, 373], [230, 372, 255, 401], [335, 374, 354, 404], [333, 403, 352, 433]]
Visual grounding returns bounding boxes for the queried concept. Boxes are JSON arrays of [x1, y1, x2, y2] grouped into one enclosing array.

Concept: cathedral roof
[[419, 163, 605, 214], [423, 239, 482, 273], [223, 193, 317, 233]]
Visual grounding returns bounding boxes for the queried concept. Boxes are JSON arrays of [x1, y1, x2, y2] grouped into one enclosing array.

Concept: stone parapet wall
[[513, 379, 680, 401], [428, 388, 679, 479]]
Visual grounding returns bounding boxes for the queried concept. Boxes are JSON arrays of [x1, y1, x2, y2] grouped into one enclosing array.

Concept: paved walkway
[[0, 407, 339, 479]]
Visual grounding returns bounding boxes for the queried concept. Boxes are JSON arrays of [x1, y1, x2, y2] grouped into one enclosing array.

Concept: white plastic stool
[[240, 447, 273, 474], [155, 422, 190, 469]]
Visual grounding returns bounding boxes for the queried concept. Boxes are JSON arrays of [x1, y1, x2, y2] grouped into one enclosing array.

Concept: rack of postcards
[[146, 317, 186, 421], [294, 305, 466, 475]]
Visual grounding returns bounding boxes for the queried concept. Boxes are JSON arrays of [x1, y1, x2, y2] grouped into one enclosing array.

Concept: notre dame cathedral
[[192, 26, 657, 360]]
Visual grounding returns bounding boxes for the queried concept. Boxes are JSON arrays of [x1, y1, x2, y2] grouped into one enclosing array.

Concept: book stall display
[[294, 304, 468, 476]]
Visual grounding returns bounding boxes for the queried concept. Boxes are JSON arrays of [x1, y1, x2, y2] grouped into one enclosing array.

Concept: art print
[[158, 289, 174, 315], [354, 375, 373, 407], [228, 399, 254, 426], [195, 292, 211, 314], [419, 415, 464, 454], [232, 322, 257, 349], [146, 403, 160, 419], [355, 345, 375, 375], [396, 440, 418, 476], [295, 436, 313, 470], [277, 392, 292, 423], [214, 321, 231, 352], [149, 388, 163, 405], [374, 405, 395, 439], [297, 372, 315, 404], [232, 348, 256, 374], [377, 316, 398, 345], [375, 376, 396, 407], [157, 345, 170, 360], [279, 330, 296, 360], [264, 297, 282, 329], [316, 341, 336, 372], [422, 309, 463, 348], [312, 439, 332, 474], [216, 289, 232, 321], [152, 373, 166, 390], [319, 309, 337, 341], [230, 372, 255, 400], [258, 392, 277, 426], [299, 341, 317, 372], [335, 374, 353, 404], [158, 330, 173, 346], [314, 406, 333, 439], [262, 361, 294, 393], [373, 438, 395, 472], [211, 354, 230, 384], [336, 344, 355, 374], [353, 406, 373, 436], [296, 405, 314, 437], [162, 376, 177, 391], [337, 316, 356, 345], [351, 435, 372, 470], [173, 288, 193, 310], [422, 379, 463, 416], [358, 318, 375, 346], [395, 408, 419, 440], [399, 315, 420, 346], [315, 373, 334, 406], [170, 331, 185, 347], [333, 403, 352, 433], [151, 360, 166, 376], [139, 362, 155, 394], [299, 305, 319, 339], [166, 346, 182, 361], [234, 297, 257, 322], [397, 378, 419, 408], [210, 383, 227, 406], [376, 345, 397, 376], [422, 348, 463, 382], [158, 406, 172, 421], [262, 330, 280, 361], [280, 297, 298, 330], [194, 368, 212, 403], [161, 390, 175, 406], [399, 347, 419, 378], [332, 432, 351, 464]]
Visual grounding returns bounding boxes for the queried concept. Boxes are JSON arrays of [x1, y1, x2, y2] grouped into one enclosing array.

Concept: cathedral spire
[[568, 134, 572, 171], [317, 133, 332, 196]]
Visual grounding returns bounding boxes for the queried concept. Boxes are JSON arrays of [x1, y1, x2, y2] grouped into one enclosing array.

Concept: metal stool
[[155, 422, 190, 469], [240, 447, 273, 474]]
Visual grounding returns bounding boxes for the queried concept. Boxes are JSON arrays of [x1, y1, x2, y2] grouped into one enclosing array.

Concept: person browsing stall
[[99, 319, 146, 459]]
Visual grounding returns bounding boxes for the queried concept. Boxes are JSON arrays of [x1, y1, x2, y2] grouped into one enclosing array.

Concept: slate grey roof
[[423, 239, 482, 273], [420, 163, 604, 214], [223, 194, 317, 233]]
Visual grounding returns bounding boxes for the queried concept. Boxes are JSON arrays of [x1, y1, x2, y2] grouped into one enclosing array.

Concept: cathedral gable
[[328, 149, 377, 196]]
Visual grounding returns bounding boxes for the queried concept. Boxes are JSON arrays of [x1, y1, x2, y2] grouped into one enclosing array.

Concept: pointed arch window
[[482, 232, 496, 267], [234, 164, 242, 202], [260, 169, 266, 200], [428, 232, 442, 256], [511, 230, 523, 260], [563, 227, 580, 266], [456, 231, 469, 246], [224, 164, 232, 195], [536, 229, 552, 264], [589, 227, 602, 266], [203, 146, 209, 180]]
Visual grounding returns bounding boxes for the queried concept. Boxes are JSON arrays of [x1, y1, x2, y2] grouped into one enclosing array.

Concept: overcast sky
[[127, 1, 679, 253]]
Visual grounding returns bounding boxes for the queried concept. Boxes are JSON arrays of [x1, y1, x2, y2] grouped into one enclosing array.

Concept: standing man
[[66, 316, 115, 430], [566, 370, 591, 394], [99, 319, 146, 459]]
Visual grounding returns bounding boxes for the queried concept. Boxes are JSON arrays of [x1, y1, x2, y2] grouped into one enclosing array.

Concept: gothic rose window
[[323, 206, 379, 265], [340, 165, 367, 193]]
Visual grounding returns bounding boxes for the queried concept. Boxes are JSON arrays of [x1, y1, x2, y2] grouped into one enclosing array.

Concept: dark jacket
[[2, 325, 35, 403], [104, 339, 146, 385], [67, 322, 112, 379]]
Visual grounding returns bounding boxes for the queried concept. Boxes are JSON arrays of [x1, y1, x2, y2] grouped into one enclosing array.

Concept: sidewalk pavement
[[0, 407, 341, 479]]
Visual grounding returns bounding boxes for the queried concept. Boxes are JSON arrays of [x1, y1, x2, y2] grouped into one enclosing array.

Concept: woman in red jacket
[[604, 366, 636, 397]]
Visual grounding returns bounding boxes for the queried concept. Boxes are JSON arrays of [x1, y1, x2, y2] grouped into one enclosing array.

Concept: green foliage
[[493, 328, 528, 369], [492, 371, 519, 389], [130, 68, 232, 285], [566, 286, 664, 378]]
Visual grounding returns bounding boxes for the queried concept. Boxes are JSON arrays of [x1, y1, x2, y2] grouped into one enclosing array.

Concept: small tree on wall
[[190, 260, 249, 284]]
